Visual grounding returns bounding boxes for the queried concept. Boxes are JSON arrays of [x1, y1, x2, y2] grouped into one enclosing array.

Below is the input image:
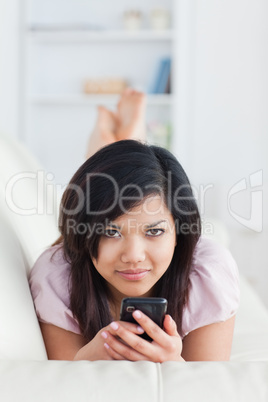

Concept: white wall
[[0, 0, 20, 138], [174, 0, 268, 306]]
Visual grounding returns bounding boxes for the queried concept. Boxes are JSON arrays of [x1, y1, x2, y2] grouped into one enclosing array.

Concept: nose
[[120, 236, 146, 264]]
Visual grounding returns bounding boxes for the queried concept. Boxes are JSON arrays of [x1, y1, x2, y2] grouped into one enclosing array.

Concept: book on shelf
[[151, 58, 171, 94]]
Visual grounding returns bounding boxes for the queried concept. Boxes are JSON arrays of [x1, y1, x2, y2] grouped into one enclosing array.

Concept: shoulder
[[192, 236, 238, 274], [29, 245, 81, 335], [29, 245, 71, 305], [182, 237, 240, 338]]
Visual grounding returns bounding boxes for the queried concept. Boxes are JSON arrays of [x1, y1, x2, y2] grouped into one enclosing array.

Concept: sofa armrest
[[0, 219, 47, 360]]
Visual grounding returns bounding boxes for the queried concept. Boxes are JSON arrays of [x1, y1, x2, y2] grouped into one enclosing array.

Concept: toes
[[123, 87, 133, 95]]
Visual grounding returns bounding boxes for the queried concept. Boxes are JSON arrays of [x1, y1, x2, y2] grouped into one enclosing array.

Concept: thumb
[[163, 314, 178, 336]]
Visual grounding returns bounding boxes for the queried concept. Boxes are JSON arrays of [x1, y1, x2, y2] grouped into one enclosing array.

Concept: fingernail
[[101, 331, 108, 339], [133, 310, 142, 319], [137, 326, 144, 333], [110, 321, 119, 330], [104, 343, 110, 349]]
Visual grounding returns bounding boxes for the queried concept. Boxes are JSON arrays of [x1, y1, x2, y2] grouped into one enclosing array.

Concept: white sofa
[[1, 133, 268, 401]]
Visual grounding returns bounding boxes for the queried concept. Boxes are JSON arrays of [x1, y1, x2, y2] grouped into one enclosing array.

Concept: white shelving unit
[[20, 0, 177, 186], [28, 29, 174, 43]]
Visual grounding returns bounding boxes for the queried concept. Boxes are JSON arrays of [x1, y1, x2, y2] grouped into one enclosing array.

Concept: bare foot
[[116, 88, 146, 142], [85, 106, 118, 159], [85, 89, 147, 159]]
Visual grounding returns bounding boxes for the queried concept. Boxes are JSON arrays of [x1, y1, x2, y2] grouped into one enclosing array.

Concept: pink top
[[29, 237, 240, 338]]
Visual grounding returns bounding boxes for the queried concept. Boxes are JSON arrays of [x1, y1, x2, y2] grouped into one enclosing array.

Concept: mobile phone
[[119, 297, 168, 342]]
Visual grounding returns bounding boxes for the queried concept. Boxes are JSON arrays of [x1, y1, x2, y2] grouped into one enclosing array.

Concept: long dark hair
[[55, 140, 201, 339]]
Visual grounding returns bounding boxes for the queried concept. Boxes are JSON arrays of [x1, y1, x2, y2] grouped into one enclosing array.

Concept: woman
[[29, 91, 239, 362]]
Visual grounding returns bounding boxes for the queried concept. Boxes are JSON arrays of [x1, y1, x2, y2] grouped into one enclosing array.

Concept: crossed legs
[[85, 88, 146, 159]]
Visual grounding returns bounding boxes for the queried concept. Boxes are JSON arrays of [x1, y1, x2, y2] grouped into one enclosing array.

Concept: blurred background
[[0, 0, 267, 306]]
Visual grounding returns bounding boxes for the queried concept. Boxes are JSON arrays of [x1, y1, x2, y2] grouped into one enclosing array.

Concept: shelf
[[30, 94, 173, 106], [27, 29, 174, 43]]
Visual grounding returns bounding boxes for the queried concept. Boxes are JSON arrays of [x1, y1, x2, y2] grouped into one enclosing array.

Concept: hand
[[102, 311, 184, 362], [73, 321, 144, 361]]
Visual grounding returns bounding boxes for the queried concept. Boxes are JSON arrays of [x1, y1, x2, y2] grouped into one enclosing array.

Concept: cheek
[[92, 241, 118, 268], [151, 238, 176, 266]]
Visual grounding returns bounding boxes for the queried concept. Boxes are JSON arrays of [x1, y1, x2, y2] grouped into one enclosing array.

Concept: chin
[[123, 287, 152, 298]]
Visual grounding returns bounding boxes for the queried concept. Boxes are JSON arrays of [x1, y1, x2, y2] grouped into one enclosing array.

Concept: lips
[[116, 269, 150, 281]]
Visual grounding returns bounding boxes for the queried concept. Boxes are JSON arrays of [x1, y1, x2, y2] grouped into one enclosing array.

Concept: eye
[[104, 229, 121, 238], [146, 228, 165, 237]]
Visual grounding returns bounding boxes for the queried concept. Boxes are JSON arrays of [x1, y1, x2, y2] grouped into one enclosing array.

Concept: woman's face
[[92, 196, 177, 303]]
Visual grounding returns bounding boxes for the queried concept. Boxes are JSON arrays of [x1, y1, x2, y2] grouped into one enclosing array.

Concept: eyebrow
[[106, 223, 121, 229], [145, 220, 167, 229], [106, 220, 167, 230]]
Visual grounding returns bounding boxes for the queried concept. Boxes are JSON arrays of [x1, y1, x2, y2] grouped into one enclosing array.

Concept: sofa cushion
[[231, 276, 268, 361]]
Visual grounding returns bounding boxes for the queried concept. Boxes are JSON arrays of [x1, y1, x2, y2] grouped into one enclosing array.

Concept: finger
[[103, 329, 149, 361], [132, 310, 169, 347], [163, 315, 179, 336], [101, 331, 126, 360], [103, 342, 126, 360], [106, 321, 156, 358], [108, 321, 144, 335]]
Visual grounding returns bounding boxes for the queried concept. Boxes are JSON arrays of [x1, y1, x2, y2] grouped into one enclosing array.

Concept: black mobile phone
[[119, 297, 168, 342]]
